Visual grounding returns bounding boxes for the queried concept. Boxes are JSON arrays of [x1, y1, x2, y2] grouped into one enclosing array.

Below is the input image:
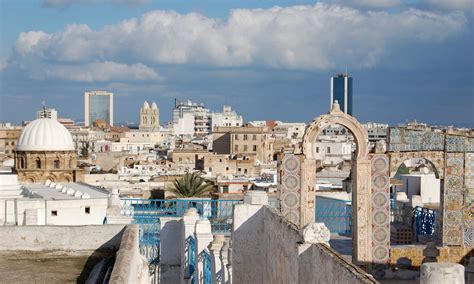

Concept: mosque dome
[[142, 101, 150, 110], [151, 102, 158, 110], [16, 118, 75, 151]]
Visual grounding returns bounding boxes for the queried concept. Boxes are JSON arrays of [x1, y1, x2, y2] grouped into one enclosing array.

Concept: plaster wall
[[232, 205, 376, 284], [298, 243, 377, 284], [0, 198, 108, 226], [0, 224, 126, 251], [159, 217, 182, 284]]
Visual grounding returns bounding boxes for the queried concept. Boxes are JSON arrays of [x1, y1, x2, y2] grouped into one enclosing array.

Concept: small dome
[[151, 102, 158, 110], [16, 118, 75, 151], [142, 101, 150, 110]]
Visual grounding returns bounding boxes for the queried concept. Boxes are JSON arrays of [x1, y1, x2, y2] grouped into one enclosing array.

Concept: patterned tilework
[[279, 154, 301, 226], [371, 154, 390, 263], [446, 136, 474, 153], [464, 153, 474, 247], [388, 128, 445, 152], [443, 153, 465, 246]]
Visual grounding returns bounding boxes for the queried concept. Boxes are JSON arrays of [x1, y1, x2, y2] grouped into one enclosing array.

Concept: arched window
[[20, 157, 25, 169], [54, 159, 60, 169], [35, 158, 41, 169]]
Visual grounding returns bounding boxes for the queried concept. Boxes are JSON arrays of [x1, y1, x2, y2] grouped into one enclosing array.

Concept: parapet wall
[[0, 224, 126, 251], [109, 224, 149, 284], [233, 205, 377, 284]]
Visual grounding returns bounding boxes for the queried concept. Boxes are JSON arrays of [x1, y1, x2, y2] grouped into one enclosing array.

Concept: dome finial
[[331, 100, 342, 114]]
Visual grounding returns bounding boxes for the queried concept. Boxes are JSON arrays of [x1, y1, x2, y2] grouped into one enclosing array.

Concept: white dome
[[16, 118, 75, 151], [142, 101, 150, 110], [151, 102, 158, 110]]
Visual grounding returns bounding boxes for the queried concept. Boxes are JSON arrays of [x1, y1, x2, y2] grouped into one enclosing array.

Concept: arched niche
[[302, 102, 369, 159]]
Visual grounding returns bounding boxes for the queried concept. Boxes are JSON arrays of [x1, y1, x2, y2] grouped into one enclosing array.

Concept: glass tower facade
[[90, 95, 111, 124], [331, 74, 353, 115], [85, 91, 113, 127]]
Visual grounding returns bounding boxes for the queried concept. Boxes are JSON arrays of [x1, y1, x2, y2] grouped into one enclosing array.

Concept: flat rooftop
[[23, 182, 109, 200], [0, 250, 114, 283]]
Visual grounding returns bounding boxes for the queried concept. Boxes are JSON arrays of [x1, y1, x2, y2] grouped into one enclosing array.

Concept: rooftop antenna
[[41, 99, 47, 118]]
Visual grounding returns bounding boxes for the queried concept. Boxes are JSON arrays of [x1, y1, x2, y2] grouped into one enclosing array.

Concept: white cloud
[[43, 0, 149, 8], [421, 0, 473, 11], [40, 61, 162, 82], [15, 3, 468, 71], [321, 0, 403, 9]]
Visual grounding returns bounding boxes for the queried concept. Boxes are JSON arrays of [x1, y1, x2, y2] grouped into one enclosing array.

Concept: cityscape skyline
[[0, 1, 473, 126]]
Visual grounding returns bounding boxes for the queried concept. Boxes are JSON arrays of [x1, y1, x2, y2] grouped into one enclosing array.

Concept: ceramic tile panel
[[371, 154, 390, 263], [443, 153, 465, 246]]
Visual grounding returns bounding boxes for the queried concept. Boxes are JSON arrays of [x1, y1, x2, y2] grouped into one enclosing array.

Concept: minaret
[[139, 101, 160, 130]]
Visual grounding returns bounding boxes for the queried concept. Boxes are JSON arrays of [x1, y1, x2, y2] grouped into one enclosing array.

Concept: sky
[[0, 0, 473, 126]]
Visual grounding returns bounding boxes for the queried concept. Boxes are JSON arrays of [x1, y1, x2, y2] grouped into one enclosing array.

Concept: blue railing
[[414, 206, 436, 241], [134, 215, 160, 264], [315, 197, 352, 234], [201, 250, 212, 284], [187, 236, 196, 278], [121, 198, 241, 233]]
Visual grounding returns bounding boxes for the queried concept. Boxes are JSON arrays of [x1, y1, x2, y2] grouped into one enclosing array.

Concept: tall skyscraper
[[330, 73, 353, 115], [84, 91, 114, 127]]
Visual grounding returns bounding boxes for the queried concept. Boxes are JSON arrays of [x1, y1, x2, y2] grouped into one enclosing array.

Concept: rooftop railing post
[[194, 218, 213, 284], [209, 234, 225, 284], [220, 240, 230, 284], [180, 208, 199, 284]]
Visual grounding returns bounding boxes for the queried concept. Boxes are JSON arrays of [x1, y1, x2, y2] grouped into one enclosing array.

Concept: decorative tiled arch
[[388, 151, 445, 179], [300, 102, 388, 266]]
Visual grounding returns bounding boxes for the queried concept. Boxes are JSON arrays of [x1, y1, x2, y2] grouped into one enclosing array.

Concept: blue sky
[[0, 0, 473, 126]]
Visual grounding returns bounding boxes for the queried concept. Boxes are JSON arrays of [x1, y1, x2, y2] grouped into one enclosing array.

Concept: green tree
[[396, 163, 410, 176], [171, 172, 214, 197]]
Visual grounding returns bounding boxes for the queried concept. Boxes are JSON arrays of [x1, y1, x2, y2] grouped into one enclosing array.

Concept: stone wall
[[0, 224, 126, 251], [109, 225, 149, 284], [390, 245, 474, 268], [233, 204, 377, 284]]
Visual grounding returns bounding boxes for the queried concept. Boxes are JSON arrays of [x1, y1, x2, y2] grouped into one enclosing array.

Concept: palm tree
[[171, 172, 214, 197]]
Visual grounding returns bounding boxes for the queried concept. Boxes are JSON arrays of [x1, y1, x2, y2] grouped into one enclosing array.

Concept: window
[[252, 134, 257, 141], [238, 168, 242, 172], [243, 134, 248, 141], [234, 145, 239, 152], [5, 142, 8, 146], [244, 169, 248, 174], [243, 145, 248, 151], [20, 158, 25, 169], [54, 159, 60, 169], [85, 207, 90, 214], [226, 167, 229, 171], [234, 134, 239, 140], [316, 147, 319, 153], [11, 141, 14, 146], [327, 147, 331, 154], [219, 159, 222, 162], [209, 167, 212, 172], [35, 158, 41, 169], [179, 158, 183, 162], [51, 210, 58, 216], [253, 145, 257, 151]]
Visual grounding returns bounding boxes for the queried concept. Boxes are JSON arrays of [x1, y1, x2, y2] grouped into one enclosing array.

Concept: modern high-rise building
[[330, 73, 353, 115], [84, 91, 113, 128]]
